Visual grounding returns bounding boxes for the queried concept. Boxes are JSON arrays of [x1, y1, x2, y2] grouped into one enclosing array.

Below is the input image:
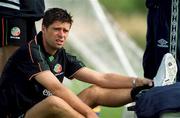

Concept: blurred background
[[36, 0, 148, 118], [99, 0, 147, 49]]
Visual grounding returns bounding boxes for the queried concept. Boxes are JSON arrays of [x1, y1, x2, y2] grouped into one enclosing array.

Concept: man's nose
[[58, 30, 65, 36]]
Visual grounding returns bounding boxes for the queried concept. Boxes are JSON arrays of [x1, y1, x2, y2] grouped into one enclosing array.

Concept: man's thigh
[[78, 85, 132, 107]]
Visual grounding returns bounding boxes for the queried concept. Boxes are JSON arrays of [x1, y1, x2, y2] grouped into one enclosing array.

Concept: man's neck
[[42, 35, 57, 55]]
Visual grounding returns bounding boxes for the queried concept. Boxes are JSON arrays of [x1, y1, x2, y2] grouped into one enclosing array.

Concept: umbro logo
[[157, 38, 168, 48]]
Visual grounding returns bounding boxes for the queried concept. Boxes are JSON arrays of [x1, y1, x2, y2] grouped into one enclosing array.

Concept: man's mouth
[[56, 39, 63, 45]]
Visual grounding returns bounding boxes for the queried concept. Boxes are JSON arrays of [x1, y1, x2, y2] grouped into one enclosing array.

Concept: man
[[0, 8, 153, 118], [143, 0, 180, 81], [0, 0, 45, 73]]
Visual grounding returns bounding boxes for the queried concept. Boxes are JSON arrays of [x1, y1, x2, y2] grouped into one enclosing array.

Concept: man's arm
[[34, 70, 98, 118], [73, 67, 153, 89]]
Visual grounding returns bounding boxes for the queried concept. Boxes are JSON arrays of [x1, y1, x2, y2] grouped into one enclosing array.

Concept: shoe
[[153, 53, 177, 86]]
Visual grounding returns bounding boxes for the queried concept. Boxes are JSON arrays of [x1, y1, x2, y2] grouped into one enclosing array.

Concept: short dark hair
[[42, 8, 73, 28]]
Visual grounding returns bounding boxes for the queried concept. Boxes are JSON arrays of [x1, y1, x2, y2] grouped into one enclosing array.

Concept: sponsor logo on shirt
[[43, 89, 52, 96], [157, 38, 168, 48]]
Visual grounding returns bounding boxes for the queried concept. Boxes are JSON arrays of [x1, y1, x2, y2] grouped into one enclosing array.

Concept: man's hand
[[131, 78, 154, 100], [134, 77, 154, 87], [86, 111, 99, 118]]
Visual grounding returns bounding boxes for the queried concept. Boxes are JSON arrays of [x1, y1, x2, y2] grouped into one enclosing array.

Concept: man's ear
[[42, 25, 46, 32]]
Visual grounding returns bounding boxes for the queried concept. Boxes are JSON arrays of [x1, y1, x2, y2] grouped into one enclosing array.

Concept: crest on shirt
[[11, 27, 21, 37], [53, 64, 62, 73]]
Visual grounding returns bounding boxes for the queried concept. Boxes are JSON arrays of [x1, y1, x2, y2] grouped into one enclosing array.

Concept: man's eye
[[63, 29, 68, 33]]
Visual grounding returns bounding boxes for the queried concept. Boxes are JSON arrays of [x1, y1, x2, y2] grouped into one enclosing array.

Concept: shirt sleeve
[[64, 53, 85, 79], [15, 44, 50, 80]]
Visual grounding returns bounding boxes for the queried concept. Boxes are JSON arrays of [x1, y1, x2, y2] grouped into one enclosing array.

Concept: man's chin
[[57, 46, 63, 49]]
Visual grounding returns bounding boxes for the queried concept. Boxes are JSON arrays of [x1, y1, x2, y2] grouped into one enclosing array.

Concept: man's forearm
[[54, 86, 98, 118], [100, 73, 153, 89]]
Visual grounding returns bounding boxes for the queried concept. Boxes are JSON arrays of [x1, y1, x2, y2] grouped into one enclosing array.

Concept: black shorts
[[0, 113, 25, 118], [0, 89, 26, 118], [0, 16, 36, 47]]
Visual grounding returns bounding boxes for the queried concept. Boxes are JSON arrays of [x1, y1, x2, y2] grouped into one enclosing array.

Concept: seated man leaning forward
[[0, 8, 153, 118]]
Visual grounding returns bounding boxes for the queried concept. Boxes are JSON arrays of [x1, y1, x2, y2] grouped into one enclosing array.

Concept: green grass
[[100, 107, 122, 118], [99, 0, 147, 16]]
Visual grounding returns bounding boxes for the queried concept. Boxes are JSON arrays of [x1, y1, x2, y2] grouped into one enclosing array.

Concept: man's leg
[[25, 96, 85, 118], [0, 46, 19, 73], [78, 85, 132, 108]]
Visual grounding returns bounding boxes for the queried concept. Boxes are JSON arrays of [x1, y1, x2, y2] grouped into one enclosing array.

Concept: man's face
[[42, 21, 71, 51]]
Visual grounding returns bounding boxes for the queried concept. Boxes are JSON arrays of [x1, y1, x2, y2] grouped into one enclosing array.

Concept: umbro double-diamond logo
[[157, 38, 168, 48]]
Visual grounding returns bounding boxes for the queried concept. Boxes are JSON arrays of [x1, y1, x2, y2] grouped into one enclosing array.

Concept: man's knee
[[26, 96, 85, 118], [83, 85, 100, 96], [45, 96, 69, 112], [88, 85, 101, 95], [46, 96, 85, 118], [79, 85, 101, 106]]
